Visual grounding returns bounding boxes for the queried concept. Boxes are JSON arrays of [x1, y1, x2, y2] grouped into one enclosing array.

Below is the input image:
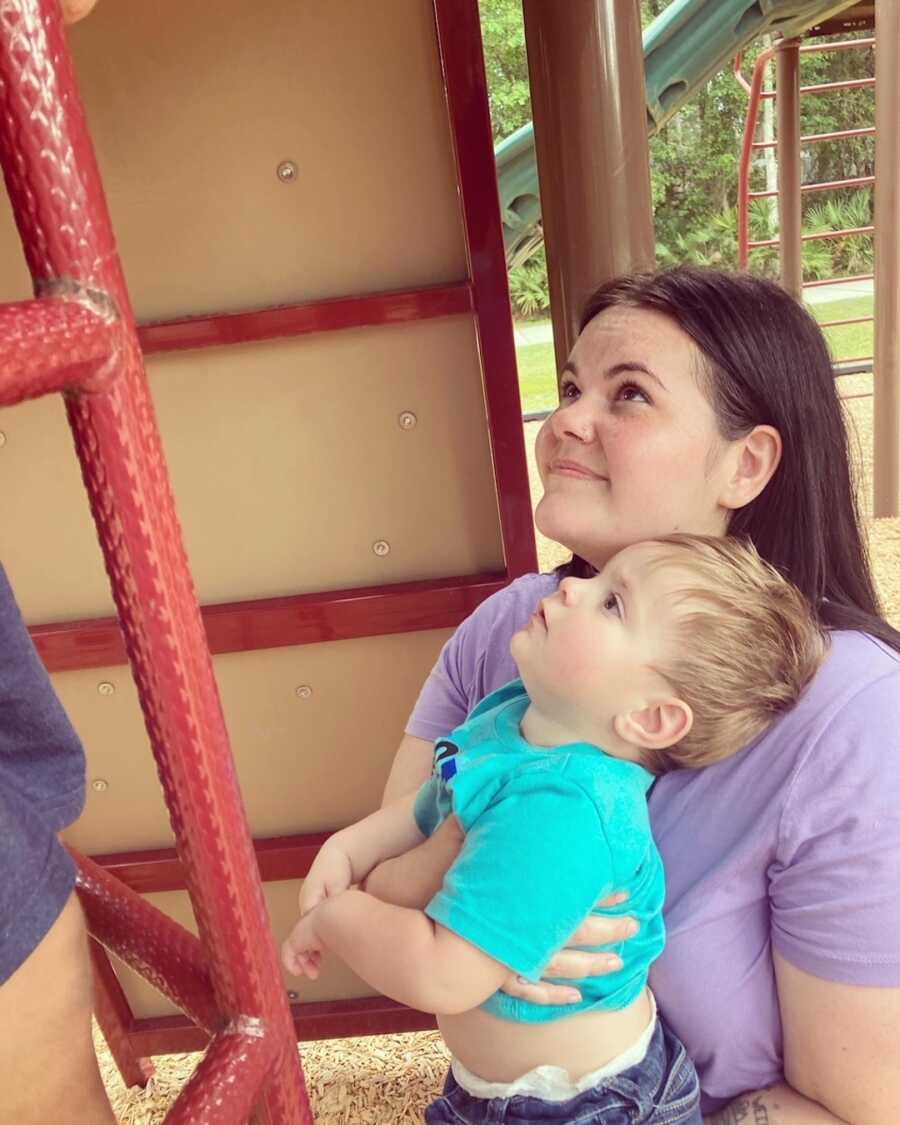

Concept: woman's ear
[[613, 699, 693, 751], [719, 424, 782, 511]]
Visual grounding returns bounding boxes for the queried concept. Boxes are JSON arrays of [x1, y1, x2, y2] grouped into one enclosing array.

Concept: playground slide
[[498, 0, 862, 265]]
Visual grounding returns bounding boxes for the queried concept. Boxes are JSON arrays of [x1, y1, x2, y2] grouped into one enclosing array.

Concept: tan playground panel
[[0, 0, 511, 1021]]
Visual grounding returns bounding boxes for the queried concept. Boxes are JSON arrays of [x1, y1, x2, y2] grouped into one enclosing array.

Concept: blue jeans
[[424, 1020, 702, 1124]]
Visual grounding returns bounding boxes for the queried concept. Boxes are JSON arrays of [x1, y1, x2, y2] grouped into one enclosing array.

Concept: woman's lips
[[550, 459, 606, 480]]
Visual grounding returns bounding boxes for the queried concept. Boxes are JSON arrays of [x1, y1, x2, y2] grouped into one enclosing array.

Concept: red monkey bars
[[0, 1, 310, 1121]]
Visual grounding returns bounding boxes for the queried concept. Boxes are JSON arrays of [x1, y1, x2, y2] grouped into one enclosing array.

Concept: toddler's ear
[[614, 699, 693, 750]]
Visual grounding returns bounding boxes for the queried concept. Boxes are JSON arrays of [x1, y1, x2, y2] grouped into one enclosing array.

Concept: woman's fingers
[[596, 891, 629, 908], [568, 913, 638, 946], [544, 948, 623, 979], [501, 975, 582, 1006]]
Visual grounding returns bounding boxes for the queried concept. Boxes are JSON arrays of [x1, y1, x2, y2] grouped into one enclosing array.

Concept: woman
[[370, 267, 900, 1123]]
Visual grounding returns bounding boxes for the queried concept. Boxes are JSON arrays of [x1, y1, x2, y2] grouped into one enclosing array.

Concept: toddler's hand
[[299, 845, 353, 916], [282, 911, 324, 979]]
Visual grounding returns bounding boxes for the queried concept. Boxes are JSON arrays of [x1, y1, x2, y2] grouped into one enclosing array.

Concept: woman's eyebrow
[[605, 361, 666, 390]]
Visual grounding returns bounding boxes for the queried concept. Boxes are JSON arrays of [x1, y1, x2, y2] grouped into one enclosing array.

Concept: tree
[[478, 0, 532, 143]]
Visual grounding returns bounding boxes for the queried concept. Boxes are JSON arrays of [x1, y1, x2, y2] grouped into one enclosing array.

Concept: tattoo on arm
[[707, 1088, 774, 1125]]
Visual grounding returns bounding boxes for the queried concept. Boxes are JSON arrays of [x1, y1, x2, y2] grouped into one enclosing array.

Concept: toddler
[[283, 534, 827, 1124]]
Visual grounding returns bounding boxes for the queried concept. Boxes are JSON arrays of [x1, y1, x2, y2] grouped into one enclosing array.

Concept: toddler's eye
[[604, 593, 623, 617]]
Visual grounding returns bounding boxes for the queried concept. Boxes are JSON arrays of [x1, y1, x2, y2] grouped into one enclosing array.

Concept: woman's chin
[[535, 501, 589, 554]]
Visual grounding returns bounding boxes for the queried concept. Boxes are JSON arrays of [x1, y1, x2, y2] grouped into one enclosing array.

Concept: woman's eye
[[616, 382, 649, 404], [560, 380, 580, 399], [604, 593, 622, 617]]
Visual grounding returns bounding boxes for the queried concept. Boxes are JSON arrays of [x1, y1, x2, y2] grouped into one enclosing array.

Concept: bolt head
[[373, 540, 391, 557], [295, 685, 312, 700], [398, 411, 417, 430], [97, 681, 115, 696], [277, 160, 298, 183], [0, 431, 6, 447], [91, 778, 109, 792]]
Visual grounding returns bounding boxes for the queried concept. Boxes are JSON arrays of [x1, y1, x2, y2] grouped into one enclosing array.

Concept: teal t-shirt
[[414, 680, 666, 1024]]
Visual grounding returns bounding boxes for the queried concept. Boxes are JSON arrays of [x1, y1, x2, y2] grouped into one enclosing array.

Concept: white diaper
[[450, 992, 658, 1104]]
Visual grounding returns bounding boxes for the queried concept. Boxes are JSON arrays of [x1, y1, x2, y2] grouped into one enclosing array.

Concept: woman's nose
[[552, 396, 597, 443]]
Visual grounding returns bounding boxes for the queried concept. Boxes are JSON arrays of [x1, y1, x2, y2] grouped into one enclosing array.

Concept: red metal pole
[[0, 295, 119, 406], [738, 47, 776, 270], [0, 4, 310, 1121]]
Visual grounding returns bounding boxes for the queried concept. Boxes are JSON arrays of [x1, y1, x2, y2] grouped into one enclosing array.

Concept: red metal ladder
[[0, 2, 311, 1120]]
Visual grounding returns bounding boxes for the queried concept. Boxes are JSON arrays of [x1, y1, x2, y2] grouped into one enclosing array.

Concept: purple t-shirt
[[406, 572, 900, 1112]]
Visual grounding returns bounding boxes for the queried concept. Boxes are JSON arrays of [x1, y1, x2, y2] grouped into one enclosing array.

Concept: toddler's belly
[[438, 987, 652, 1084]]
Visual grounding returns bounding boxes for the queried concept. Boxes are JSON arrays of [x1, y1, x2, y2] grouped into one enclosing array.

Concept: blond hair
[[639, 534, 828, 773]]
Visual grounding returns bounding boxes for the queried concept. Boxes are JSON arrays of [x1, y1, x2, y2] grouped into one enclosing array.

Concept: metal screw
[[287, 990, 299, 1002], [91, 778, 109, 793], [398, 411, 417, 430], [277, 160, 298, 183], [373, 540, 391, 557], [0, 432, 6, 447], [295, 685, 312, 700], [97, 681, 115, 696]]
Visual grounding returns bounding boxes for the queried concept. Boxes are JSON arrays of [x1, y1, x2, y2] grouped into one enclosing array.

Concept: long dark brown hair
[[559, 266, 900, 652]]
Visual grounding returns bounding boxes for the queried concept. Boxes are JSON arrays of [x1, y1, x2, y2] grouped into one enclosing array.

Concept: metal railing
[[736, 36, 875, 368]]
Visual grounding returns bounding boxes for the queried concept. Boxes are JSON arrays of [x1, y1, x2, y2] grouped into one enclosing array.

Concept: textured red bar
[[88, 938, 155, 1089], [166, 1028, 277, 1125], [0, 4, 310, 1120], [91, 832, 332, 894], [138, 283, 473, 355], [74, 851, 222, 1034], [31, 572, 506, 673], [129, 997, 437, 1056], [0, 296, 119, 406]]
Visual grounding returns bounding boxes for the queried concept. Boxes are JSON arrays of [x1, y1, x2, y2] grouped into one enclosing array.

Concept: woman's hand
[[363, 814, 464, 909], [500, 893, 638, 1005]]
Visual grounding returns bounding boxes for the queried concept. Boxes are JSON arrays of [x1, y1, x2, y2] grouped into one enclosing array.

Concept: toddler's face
[[511, 544, 681, 731]]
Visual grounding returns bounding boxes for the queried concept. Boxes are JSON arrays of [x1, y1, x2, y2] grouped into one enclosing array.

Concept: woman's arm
[[381, 733, 433, 806], [704, 1083, 848, 1124], [775, 953, 899, 1123], [705, 955, 900, 1124]]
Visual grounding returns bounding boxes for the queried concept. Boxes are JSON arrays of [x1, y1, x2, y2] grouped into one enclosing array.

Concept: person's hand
[[299, 844, 353, 916], [500, 893, 638, 1005], [282, 909, 324, 979], [363, 814, 464, 909], [61, 0, 100, 23]]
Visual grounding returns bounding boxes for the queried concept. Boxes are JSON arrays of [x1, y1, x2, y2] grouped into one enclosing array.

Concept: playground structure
[[0, 1, 895, 1123]]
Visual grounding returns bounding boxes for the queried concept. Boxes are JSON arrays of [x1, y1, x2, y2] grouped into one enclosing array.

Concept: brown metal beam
[[522, 0, 655, 373], [874, 0, 900, 516]]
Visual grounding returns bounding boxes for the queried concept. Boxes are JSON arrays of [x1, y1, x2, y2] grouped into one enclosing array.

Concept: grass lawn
[[514, 295, 874, 416]]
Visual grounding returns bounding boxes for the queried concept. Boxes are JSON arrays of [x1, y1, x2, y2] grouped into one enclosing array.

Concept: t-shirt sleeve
[[424, 771, 613, 980], [770, 669, 900, 985]]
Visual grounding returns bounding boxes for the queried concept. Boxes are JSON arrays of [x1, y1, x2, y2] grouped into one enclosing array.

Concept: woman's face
[[535, 305, 739, 569]]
